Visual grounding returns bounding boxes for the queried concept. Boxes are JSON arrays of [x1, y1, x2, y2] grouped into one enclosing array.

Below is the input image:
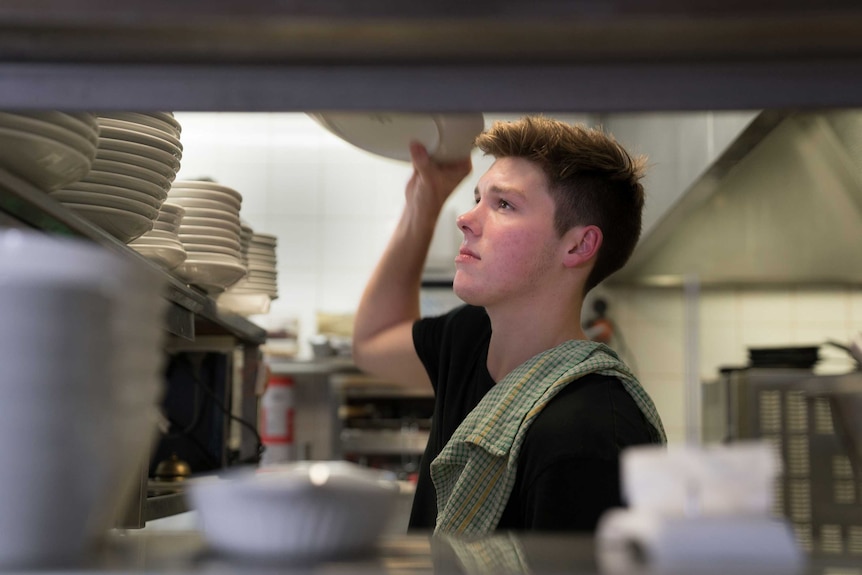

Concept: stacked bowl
[[219, 231, 279, 315], [129, 202, 187, 270], [167, 180, 247, 293], [0, 112, 98, 191], [0, 230, 167, 568], [51, 113, 183, 244]]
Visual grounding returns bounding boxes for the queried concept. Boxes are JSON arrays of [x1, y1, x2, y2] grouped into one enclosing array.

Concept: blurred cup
[[0, 230, 167, 568]]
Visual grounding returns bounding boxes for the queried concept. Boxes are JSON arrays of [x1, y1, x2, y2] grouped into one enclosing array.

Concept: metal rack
[[0, 164, 266, 528]]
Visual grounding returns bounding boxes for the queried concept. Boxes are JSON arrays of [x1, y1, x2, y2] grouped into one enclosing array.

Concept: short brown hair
[[475, 116, 646, 292]]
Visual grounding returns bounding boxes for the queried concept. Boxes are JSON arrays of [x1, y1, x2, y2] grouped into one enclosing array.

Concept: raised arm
[[352, 143, 472, 387]]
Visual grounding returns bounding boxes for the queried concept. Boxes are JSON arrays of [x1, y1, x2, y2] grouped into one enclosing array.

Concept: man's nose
[[457, 207, 479, 236]]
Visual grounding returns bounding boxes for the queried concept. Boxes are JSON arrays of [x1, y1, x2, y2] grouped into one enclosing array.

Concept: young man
[[353, 116, 665, 535]]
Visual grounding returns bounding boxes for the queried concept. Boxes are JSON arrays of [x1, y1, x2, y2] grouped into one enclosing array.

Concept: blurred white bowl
[[309, 112, 484, 162], [189, 461, 398, 561]]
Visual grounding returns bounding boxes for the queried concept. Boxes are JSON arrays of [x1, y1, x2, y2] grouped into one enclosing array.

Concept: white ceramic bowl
[[178, 225, 238, 241], [98, 123, 183, 158], [171, 180, 242, 203], [52, 190, 161, 218], [53, 185, 162, 209], [82, 169, 169, 200], [0, 112, 97, 161], [180, 206, 241, 224], [130, 242, 187, 270], [309, 112, 485, 162], [180, 216, 241, 235], [96, 148, 178, 180], [15, 111, 99, 146], [0, 126, 92, 191], [97, 137, 181, 172], [174, 259, 247, 290], [217, 292, 272, 316], [99, 112, 180, 139], [190, 462, 398, 561], [64, 203, 155, 243], [90, 157, 173, 192]]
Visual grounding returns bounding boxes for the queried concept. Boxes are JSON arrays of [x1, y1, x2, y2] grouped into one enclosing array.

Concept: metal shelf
[[0, 166, 265, 345]]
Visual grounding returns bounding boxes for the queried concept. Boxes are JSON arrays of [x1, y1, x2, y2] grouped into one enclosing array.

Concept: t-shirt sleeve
[[518, 456, 623, 531]]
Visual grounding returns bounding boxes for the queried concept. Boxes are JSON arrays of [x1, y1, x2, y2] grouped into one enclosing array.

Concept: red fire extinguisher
[[259, 375, 295, 466]]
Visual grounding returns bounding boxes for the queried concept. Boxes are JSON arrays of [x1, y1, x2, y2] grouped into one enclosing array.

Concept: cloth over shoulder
[[429, 339, 666, 535]]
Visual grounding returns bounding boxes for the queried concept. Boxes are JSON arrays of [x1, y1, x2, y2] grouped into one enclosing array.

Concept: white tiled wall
[[173, 113, 862, 446], [597, 286, 862, 443]]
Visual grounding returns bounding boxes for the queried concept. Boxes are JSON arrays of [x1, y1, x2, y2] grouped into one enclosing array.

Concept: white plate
[[141, 228, 181, 241], [90, 158, 173, 192], [51, 190, 160, 219], [174, 259, 247, 290], [130, 234, 184, 248], [168, 189, 242, 211], [0, 126, 92, 191], [217, 293, 272, 316], [97, 137, 182, 172], [180, 205, 240, 219], [100, 112, 180, 139], [165, 196, 240, 213], [96, 148, 178, 180], [179, 233, 241, 251], [130, 243, 187, 270], [181, 250, 243, 265], [16, 112, 99, 146], [181, 216, 241, 235], [64, 203, 154, 243], [309, 112, 485, 162], [98, 124, 183, 158], [97, 117, 182, 149], [159, 202, 185, 216], [82, 170, 168, 201], [56, 183, 163, 209], [171, 180, 242, 203], [0, 113, 97, 161], [178, 225, 239, 241], [182, 243, 242, 259]]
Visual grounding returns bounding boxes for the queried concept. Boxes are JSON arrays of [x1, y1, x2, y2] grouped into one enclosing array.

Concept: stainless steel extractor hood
[[611, 109, 862, 286]]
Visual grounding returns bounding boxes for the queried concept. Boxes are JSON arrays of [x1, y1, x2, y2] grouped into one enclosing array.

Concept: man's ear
[[562, 225, 602, 268]]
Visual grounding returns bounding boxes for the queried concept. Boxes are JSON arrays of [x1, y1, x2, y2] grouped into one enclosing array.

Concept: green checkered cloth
[[430, 340, 666, 535]]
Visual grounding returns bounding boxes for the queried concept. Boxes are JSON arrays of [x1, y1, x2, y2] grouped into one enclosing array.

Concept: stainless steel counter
[[81, 530, 862, 575]]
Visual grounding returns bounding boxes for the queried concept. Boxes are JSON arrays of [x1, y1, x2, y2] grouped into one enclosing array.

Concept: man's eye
[[499, 200, 512, 210]]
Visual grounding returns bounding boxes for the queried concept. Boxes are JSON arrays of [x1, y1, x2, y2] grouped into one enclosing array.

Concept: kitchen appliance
[[702, 367, 862, 556]]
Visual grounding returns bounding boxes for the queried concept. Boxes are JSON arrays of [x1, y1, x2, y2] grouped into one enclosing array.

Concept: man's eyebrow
[[474, 185, 527, 200]]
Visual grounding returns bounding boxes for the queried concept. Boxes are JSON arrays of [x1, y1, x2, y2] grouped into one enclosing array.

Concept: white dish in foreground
[[309, 112, 485, 163], [189, 461, 398, 561]]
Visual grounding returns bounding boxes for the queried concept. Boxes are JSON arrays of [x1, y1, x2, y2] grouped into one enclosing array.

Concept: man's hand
[[405, 142, 473, 215]]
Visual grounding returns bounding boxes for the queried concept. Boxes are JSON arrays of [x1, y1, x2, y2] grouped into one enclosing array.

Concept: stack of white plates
[[168, 180, 247, 293], [218, 223, 277, 315], [129, 202, 187, 270], [51, 113, 183, 244], [0, 112, 98, 191]]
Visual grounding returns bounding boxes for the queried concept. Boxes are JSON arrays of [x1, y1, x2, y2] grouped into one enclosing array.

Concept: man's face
[[453, 157, 567, 308]]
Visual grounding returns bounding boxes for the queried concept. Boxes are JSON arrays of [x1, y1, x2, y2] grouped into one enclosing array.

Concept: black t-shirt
[[409, 304, 661, 532]]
